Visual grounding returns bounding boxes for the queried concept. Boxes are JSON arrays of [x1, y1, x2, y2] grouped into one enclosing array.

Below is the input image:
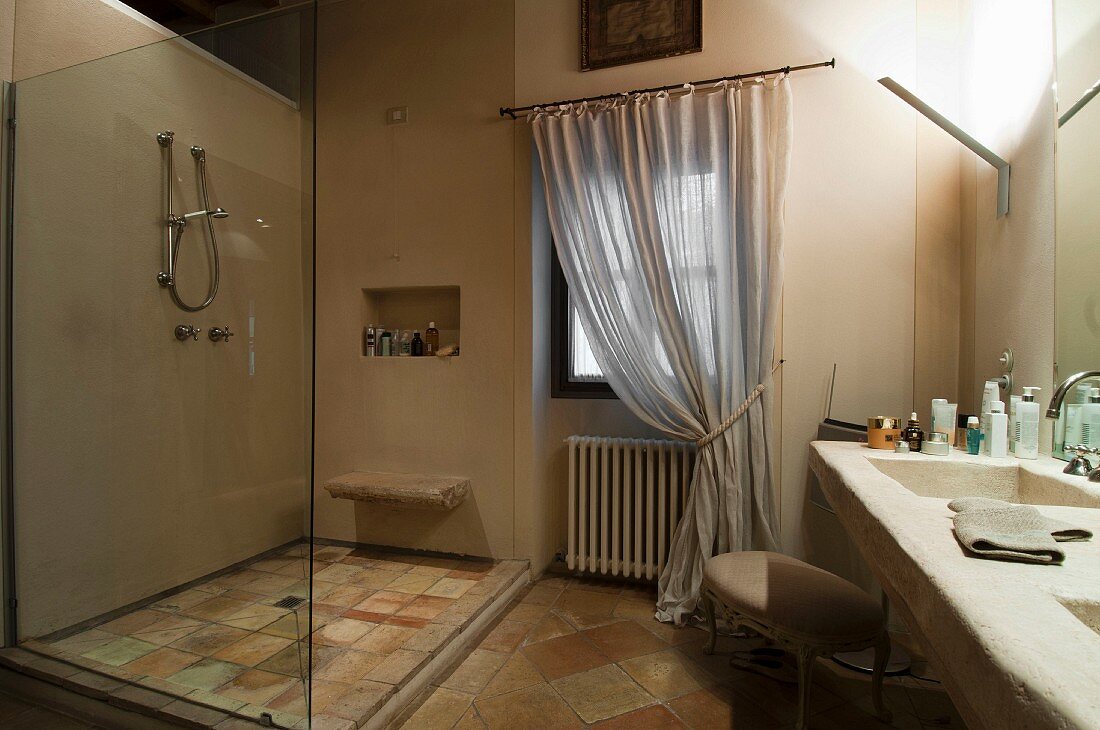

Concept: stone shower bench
[[323, 471, 470, 511]]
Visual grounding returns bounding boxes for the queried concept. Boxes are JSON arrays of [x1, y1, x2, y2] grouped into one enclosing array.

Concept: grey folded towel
[[950, 505, 1064, 564], [949, 497, 1094, 542]]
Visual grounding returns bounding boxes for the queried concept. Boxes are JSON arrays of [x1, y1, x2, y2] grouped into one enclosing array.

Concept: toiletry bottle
[[989, 401, 1008, 458], [364, 324, 376, 357], [1084, 387, 1100, 448], [399, 330, 411, 357], [903, 413, 924, 453], [411, 330, 424, 356], [1012, 395, 1020, 452], [930, 399, 947, 438], [425, 321, 439, 355], [966, 416, 981, 455], [956, 414, 971, 450], [379, 328, 392, 356], [931, 400, 957, 445], [980, 380, 999, 424], [1015, 387, 1041, 460]]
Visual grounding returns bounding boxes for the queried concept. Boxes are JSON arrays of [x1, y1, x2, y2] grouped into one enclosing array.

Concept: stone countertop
[[809, 441, 1100, 730]]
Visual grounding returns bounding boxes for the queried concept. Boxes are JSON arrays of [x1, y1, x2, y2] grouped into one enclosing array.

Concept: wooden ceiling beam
[[168, 0, 218, 23]]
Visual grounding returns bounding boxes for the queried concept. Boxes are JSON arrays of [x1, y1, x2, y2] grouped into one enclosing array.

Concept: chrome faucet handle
[[208, 326, 233, 343], [1063, 445, 1095, 476], [174, 324, 201, 341]]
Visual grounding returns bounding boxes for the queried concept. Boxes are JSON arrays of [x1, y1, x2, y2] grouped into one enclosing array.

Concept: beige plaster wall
[[12, 0, 169, 82], [1, 0, 13, 82], [959, 0, 1056, 441], [313, 0, 519, 558], [12, 31, 306, 636]]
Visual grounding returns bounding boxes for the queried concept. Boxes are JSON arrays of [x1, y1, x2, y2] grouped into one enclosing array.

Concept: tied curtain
[[531, 77, 793, 624]]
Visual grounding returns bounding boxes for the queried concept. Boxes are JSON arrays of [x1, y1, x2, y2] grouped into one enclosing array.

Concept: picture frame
[[581, 0, 702, 71]]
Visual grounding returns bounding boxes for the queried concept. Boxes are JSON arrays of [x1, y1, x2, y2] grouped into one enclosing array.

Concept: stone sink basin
[[866, 453, 1100, 508]]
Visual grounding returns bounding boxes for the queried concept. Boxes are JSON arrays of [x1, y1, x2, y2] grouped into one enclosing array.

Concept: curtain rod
[[499, 58, 834, 119]]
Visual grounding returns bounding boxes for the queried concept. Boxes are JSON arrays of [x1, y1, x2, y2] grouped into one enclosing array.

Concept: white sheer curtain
[[532, 78, 793, 624]]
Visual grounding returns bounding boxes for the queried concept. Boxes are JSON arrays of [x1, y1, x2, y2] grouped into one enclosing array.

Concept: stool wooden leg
[[871, 633, 893, 723], [796, 645, 818, 730], [701, 591, 717, 655]]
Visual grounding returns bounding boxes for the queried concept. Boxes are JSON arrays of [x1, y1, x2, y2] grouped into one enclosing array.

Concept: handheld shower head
[[182, 207, 229, 221]]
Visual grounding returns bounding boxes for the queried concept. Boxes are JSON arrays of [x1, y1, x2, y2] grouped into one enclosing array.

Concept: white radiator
[[565, 436, 695, 580]]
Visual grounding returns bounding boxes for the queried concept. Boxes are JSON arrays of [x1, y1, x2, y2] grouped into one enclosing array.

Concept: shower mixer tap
[[174, 324, 201, 341], [208, 326, 234, 343]]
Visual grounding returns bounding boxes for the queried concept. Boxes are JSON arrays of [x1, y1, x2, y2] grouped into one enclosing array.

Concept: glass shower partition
[[4, 5, 315, 727]]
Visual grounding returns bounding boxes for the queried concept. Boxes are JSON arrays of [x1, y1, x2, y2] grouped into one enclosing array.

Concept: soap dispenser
[[1015, 387, 1041, 460]]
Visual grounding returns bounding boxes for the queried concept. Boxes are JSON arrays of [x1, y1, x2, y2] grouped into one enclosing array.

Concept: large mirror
[[1053, 0, 1100, 459]]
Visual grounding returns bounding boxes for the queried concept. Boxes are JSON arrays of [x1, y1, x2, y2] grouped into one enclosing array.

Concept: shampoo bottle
[[989, 401, 1008, 458], [379, 328, 392, 356], [411, 330, 424, 356], [1085, 387, 1100, 448], [399, 330, 411, 357], [364, 325, 376, 357], [425, 322, 440, 355], [1009, 395, 1021, 453], [1015, 387, 1041, 460]]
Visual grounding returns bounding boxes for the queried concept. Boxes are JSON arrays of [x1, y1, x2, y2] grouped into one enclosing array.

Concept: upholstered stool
[[701, 551, 892, 729]]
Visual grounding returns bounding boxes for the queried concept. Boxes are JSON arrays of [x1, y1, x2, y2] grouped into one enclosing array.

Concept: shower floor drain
[[273, 596, 306, 610]]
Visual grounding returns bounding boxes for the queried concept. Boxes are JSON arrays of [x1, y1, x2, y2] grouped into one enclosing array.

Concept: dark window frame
[[550, 246, 617, 399]]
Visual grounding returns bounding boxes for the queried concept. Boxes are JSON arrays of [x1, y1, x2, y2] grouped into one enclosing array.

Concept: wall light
[[879, 76, 1011, 217]]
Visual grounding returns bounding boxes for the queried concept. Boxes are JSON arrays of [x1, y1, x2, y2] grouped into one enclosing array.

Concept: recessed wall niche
[[362, 286, 461, 356]]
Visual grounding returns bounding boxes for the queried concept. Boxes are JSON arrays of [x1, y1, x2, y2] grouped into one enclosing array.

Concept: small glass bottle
[[379, 328, 392, 356], [425, 321, 439, 355], [411, 330, 424, 356], [399, 330, 412, 357], [364, 324, 376, 357], [966, 416, 981, 455], [903, 412, 924, 453]]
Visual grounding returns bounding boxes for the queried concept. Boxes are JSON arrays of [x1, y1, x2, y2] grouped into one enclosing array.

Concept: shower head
[[182, 207, 229, 221], [190, 145, 205, 161]]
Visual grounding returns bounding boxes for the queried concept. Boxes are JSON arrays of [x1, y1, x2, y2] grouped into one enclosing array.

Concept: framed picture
[[581, 0, 702, 71]]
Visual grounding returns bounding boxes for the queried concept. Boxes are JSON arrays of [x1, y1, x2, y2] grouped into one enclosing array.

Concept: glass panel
[[8, 7, 315, 727], [569, 301, 606, 382]]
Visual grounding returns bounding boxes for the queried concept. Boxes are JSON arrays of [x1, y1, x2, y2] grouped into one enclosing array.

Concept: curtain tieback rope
[[696, 383, 766, 448]]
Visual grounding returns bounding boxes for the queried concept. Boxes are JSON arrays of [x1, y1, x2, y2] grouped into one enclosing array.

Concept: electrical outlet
[[386, 106, 408, 124]]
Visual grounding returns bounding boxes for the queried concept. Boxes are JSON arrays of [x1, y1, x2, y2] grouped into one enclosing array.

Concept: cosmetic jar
[[921, 431, 951, 456], [867, 417, 903, 450], [894, 439, 910, 454]]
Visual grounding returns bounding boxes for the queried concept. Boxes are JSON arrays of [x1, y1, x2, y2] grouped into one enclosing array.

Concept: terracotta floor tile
[[50, 629, 116, 656], [325, 679, 394, 722], [239, 573, 300, 596], [362, 648, 428, 684], [523, 613, 576, 646], [314, 563, 367, 585], [553, 590, 620, 630], [397, 595, 454, 620], [80, 636, 158, 666], [353, 624, 418, 655], [344, 609, 392, 623], [385, 615, 430, 630], [474, 683, 583, 729], [454, 705, 486, 729], [169, 624, 251, 656], [151, 589, 214, 613], [591, 703, 687, 729], [518, 585, 562, 607], [220, 604, 289, 631], [441, 648, 509, 694], [386, 574, 441, 595], [409, 564, 453, 577], [619, 648, 714, 700], [98, 609, 166, 636], [551, 664, 655, 723], [130, 615, 206, 646], [267, 679, 314, 716], [167, 657, 247, 691], [502, 601, 550, 624], [250, 557, 299, 574], [402, 687, 474, 729], [313, 650, 385, 683], [355, 590, 415, 615], [183, 597, 252, 622], [122, 647, 201, 678], [213, 633, 293, 666], [635, 619, 704, 646], [402, 622, 458, 654], [351, 569, 410, 590], [613, 598, 659, 622], [479, 620, 530, 653], [258, 643, 336, 677], [312, 546, 354, 562], [313, 618, 377, 647], [424, 577, 477, 599], [215, 668, 296, 705], [319, 585, 374, 608], [722, 660, 843, 725], [667, 685, 778, 729], [477, 652, 544, 699], [448, 569, 492, 581], [521, 632, 610, 681], [568, 577, 625, 595], [583, 621, 667, 661], [258, 612, 317, 640]]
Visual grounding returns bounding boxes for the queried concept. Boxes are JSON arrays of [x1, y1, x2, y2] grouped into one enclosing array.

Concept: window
[[551, 247, 616, 398]]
